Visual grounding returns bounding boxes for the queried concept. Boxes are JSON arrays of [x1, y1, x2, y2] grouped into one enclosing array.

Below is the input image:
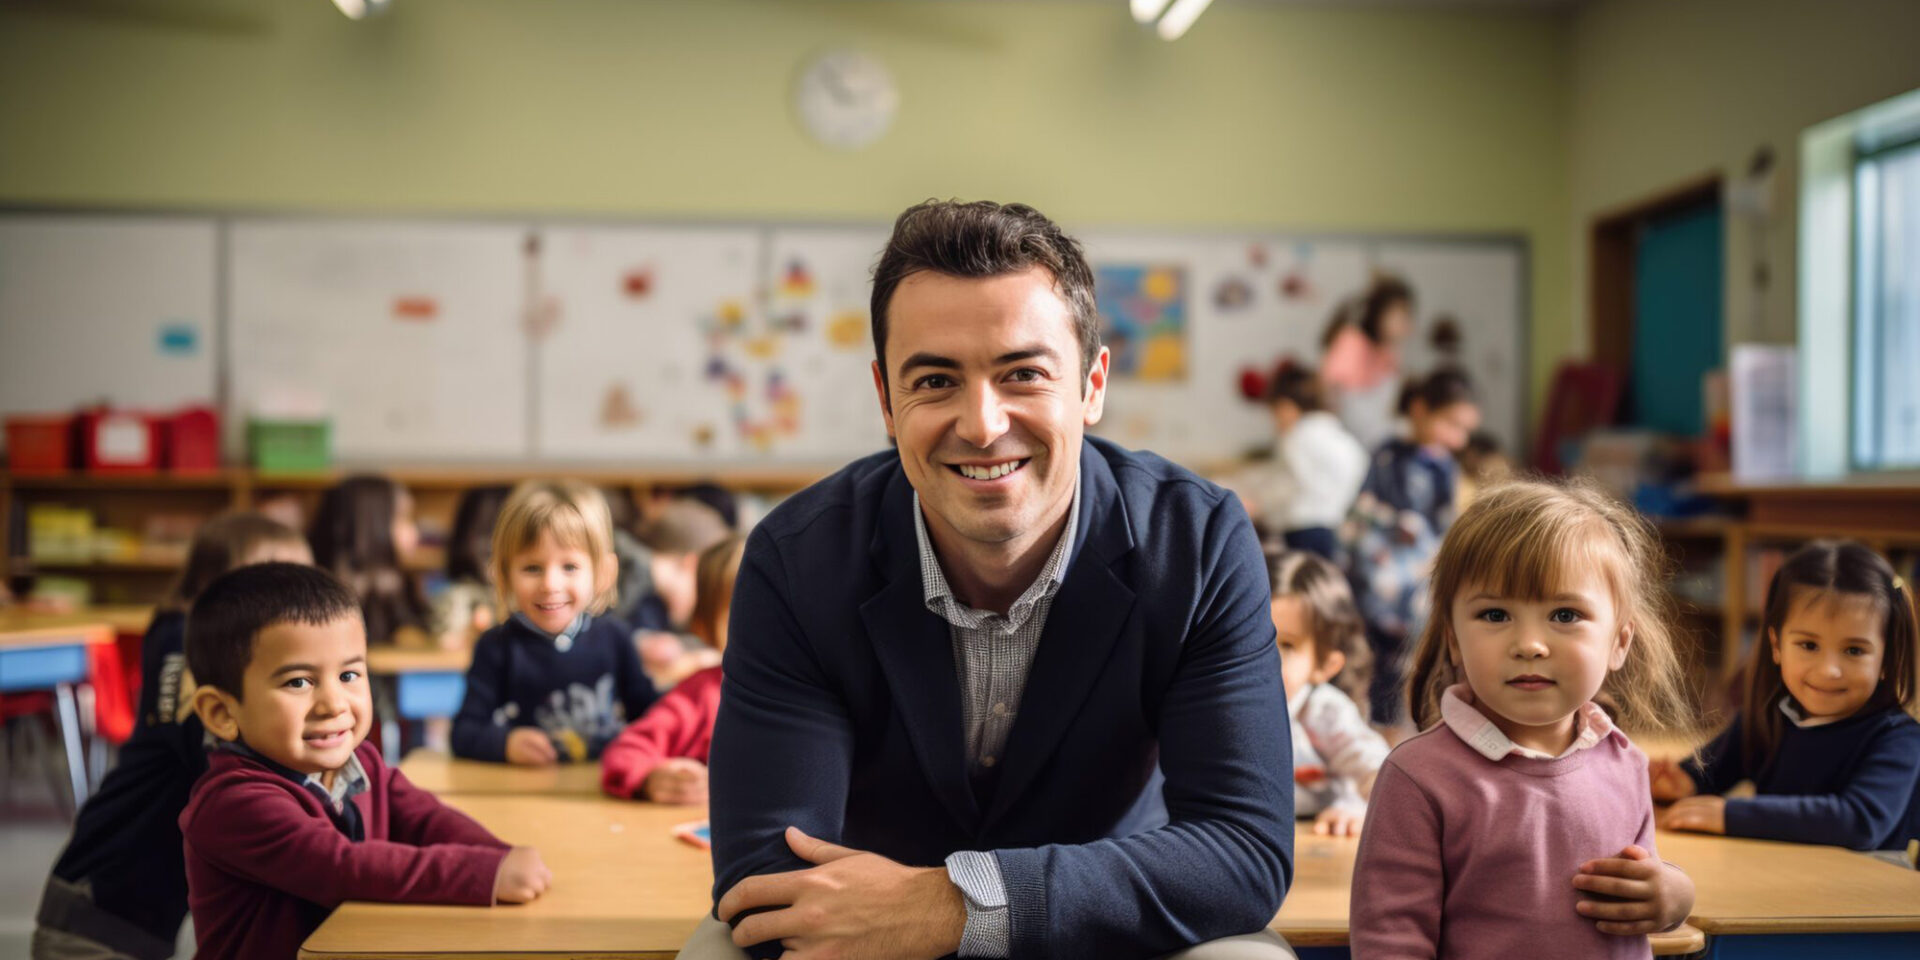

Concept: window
[[1854, 136, 1920, 469]]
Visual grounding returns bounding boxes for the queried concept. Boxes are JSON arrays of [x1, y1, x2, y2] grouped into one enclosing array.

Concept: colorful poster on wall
[[1094, 263, 1188, 381]]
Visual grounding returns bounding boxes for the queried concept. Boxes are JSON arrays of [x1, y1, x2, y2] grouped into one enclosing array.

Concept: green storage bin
[[249, 419, 331, 474]]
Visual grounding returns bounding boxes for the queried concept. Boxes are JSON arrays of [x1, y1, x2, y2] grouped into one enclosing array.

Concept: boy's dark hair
[[1408, 366, 1476, 413], [186, 562, 361, 701], [870, 199, 1101, 390], [1265, 359, 1326, 413]]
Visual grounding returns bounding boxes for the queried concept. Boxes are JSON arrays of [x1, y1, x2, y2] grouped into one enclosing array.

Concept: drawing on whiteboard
[[393, 296, 438, 322], [1094, 263, 1187, 381], [157, 322, 200, 356], [827, 309, 865, 349], [780, 260, 815, 298], [1213, 276, 1253, 313], [601, 383, 641, 429], [1279, 242, 1316, 303], [622, 267, 654, 300], [698, 299, 807, 450]]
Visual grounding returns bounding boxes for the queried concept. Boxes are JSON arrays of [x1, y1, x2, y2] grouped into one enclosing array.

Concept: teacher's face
[[873, 267, 1109, 547]]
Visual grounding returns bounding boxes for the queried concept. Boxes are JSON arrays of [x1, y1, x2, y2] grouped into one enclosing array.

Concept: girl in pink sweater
[[1351, 480, 1699, 960], [601, 535, 744, 804]]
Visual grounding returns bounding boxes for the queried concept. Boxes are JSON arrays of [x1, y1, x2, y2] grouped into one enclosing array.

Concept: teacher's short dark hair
[[870, 199, 1102, 389], [185, 562, 361, 701]]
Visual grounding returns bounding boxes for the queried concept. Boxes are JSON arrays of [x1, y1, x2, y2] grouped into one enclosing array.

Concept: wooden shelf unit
[[1660, 476, 1920, 678], [3, 464, 829, 604]]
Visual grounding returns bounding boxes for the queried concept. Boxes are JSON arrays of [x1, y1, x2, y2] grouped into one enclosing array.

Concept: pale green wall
[[1566, 0, 1920, 351], [0, 0, 1572, 408]]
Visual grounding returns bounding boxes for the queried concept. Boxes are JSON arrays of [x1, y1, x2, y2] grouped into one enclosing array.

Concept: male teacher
[[686, 200, 1295, 960]]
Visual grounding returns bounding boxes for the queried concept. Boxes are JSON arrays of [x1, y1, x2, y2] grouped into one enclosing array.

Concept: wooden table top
[[367, 646, 471, 674], [302, 795, 710, 959], [1658, 829, 1920, 934], [305, 809, 1719, 959], [1275, 830, 1703, 953], [399, 749, 605, 797], [0, 609, 117, 649]]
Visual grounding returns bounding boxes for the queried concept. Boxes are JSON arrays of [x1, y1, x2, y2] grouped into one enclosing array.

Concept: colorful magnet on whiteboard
[[693, 424, 715, 448], [745, 336, 779, 360], [1213, 277, 1253, 312], [623, 267, 654, 299], [827, 310, 866, 349], [394, 296, 439, 321], [601, 383, 641, 429], [1248, 245, 1267, 269], [773, 311, 808, 333], [781, 260, 815, 298], [1280, 272, 1310, 302], [717, 300, 746, 330], [158, 322, 199, 356]]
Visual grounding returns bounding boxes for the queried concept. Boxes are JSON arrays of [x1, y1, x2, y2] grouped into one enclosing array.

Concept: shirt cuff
[[944, 850, 1011, 958]]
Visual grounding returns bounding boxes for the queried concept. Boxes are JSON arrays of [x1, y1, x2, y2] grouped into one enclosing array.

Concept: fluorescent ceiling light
[[1155, 0, 1215, 40], [332, 0, 391, 20], [1131, 0, 1173, 24]]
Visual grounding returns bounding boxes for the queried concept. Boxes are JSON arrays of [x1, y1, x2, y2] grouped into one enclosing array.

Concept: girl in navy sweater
[[35, 513, 310, 960], [1654, 541, 1920, 852], [451, 480, 656, 766]]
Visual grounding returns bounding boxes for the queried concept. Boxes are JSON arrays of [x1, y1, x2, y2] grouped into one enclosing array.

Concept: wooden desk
[[305, 812, 1707, 959], [1659, 829, 1920, 957], [302, 795, 710, 959], [0, 611, 116, 808], [1276, 828, 1704, 957], [400, 749, 605, 797]]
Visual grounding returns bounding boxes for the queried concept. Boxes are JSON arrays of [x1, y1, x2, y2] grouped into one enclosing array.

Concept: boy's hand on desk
[[506, 728, 559, 766], [1660, 796, 1726, 834], [1573, 845, 1694, 936], [493, 847, 553, 904], [1647, 758, 1695, 802], [644, 758, 709, 805], [718, 826, 965, 960], [1313, 807, 1365, 837]]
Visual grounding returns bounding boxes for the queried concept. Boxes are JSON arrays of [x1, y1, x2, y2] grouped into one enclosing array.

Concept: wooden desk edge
[[1273, 923, 1706, 953], [1689, 915, 1920, 935], [0, 622, 114, 648]]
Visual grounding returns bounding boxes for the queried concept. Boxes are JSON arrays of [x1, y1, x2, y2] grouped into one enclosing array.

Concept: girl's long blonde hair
[[490, 480, 619, 617], [1404, 477, 1698, 736]]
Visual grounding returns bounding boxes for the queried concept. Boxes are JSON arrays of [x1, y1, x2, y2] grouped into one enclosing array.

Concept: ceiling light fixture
[[1154, 0, 1216, 41], [331, 0, 392, 20], [1130, 0, 1173, 24]]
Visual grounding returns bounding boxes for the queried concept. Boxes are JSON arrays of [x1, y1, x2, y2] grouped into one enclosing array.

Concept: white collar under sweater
[[1440, 683, 1616, 761]]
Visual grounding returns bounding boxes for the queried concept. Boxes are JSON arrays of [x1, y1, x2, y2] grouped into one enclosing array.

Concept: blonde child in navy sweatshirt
[[1655, 541, 1920, 852], [452, 480, 657, 765], [179, 563, 550, 960]]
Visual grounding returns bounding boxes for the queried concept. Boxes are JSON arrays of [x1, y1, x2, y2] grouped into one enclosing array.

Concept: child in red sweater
[[179, 563, 552, 960], [602, 535, 744, 804]]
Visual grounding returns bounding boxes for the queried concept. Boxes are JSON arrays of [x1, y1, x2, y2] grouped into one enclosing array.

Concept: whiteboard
[[228, 220, 531, 461], [761, 227, 893, 460], [533, 225, 760, 459], [0, 215, 218, 432], [1079, 232, 1376, 461]]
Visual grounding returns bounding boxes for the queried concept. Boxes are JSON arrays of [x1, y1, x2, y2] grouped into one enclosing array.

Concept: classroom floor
[[0, 723, 195, 959]]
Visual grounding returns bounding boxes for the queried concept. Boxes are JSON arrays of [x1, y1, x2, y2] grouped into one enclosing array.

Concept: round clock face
[[793, 49, 899, 151]]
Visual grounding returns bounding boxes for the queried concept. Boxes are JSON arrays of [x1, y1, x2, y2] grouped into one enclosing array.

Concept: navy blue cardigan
[[1684, 702, 1920, 850], [709, 437, 1294, 959]]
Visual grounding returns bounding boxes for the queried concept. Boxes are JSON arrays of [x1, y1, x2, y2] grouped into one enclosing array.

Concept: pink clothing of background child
[[601, 665, 723, 798]]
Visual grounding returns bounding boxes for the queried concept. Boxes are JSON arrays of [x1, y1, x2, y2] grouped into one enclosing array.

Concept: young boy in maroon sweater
[[179, 563, 552, 960]]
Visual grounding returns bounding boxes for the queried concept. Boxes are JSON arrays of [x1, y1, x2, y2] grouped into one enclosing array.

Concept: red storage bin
[[165, 407, 221, 473], [79, 409, 162, 475], [5, 415, 77, 474]]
